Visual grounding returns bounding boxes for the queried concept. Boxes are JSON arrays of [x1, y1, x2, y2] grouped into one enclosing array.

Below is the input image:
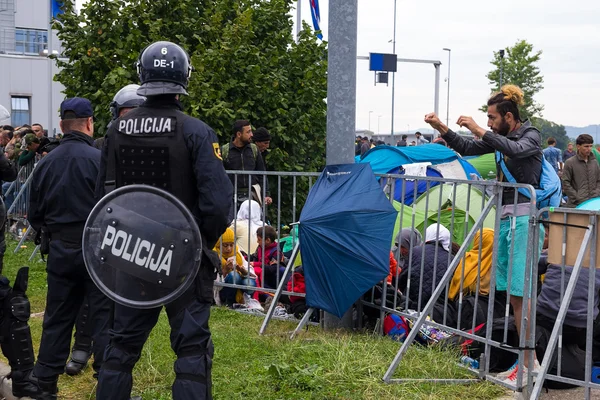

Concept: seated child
[[252, 226, 288, 290], [214, 228, 257, 306]]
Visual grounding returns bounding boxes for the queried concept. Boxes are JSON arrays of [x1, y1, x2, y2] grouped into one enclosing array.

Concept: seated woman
[[389, 228, 422, 286], [403, 224, 451, 309], [448, 228, 494, 301], [214, 227, 257, 306]]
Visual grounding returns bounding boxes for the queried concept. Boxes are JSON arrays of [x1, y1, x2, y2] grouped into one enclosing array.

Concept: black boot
[[65, 348, 92, 376], [9, 369, 39, 398], [36, 377, 58, 400]]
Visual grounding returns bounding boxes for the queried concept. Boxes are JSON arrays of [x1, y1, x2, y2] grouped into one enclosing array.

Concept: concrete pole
[[323, 0, 358, 330]]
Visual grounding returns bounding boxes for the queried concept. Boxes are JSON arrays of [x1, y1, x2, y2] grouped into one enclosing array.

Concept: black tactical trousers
[[96, 284, 213, 400], [33, 238, 113, 379]]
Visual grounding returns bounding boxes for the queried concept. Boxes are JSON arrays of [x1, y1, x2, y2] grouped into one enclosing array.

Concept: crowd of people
[[1, 45, 599, 398]]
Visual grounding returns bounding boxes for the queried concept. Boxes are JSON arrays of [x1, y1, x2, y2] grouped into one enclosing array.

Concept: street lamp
[[390, 0, 398, 144], [368, 110, 373, 132], [443, 48, 451, 127], [499, 49, 505, 88]]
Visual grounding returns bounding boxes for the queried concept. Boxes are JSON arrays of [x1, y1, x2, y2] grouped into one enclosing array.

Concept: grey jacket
[[537, 263, 600, 328], [561, 153, 600, 208], [444, 121, 543, 204]]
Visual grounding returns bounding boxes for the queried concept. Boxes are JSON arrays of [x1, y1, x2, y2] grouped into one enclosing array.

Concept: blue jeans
[[220, 272, 257, 305]]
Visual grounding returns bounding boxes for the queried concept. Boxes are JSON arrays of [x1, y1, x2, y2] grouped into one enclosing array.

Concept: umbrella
[[299, 163, 397, 318]]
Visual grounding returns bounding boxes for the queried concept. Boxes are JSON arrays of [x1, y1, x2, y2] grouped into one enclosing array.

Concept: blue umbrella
[[577, 197, 600, 211], [299, 163, 397, 318]]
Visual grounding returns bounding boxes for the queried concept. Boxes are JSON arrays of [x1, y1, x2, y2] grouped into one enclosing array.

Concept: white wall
[[14, 0, 49, 30], [0, 54, 65, 135]]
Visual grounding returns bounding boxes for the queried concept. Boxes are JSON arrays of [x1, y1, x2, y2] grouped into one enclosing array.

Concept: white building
[[0, 0, 64, 135]]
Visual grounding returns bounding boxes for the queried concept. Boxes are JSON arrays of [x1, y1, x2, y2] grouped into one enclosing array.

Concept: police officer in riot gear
[[94, 84, 146, 150], [95, 41, 232, 400], [28, 98, 113, 399]]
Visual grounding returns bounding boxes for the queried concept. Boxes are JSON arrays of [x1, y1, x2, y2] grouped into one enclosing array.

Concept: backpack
[[535, 324, 585, 389], [221, 143, 259, 164], [495, 149, 562, 210], [439, 316, 519, 372]]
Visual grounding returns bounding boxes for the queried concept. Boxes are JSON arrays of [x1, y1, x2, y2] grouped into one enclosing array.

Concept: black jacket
[[28, 131, 99, 232], [222, 141, 267, 191], [405, 243, 450, 309], [444, 121, 543, 204]]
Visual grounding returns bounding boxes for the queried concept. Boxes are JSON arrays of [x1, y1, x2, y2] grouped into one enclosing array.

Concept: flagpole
[[296, 0, 302, 43]]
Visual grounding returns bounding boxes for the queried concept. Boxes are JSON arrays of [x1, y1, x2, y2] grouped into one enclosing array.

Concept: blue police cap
[[60, 97, 94, 120]]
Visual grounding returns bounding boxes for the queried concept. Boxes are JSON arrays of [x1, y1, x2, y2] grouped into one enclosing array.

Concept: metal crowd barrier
[[3, 163, 37, 254], [189, 168, 600, 399], [213, 170, 319, 325], [529, 207, 600, 400], [379, 176, 540, 394]]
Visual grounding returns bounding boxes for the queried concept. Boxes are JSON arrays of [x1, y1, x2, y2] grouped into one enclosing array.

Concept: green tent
[[468, 153, 497, 180], [413, 184, 496, 230], [391, 203, 478, 248]]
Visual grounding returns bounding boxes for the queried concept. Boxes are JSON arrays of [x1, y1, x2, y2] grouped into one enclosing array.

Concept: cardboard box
[[547, 212, 600, 268]]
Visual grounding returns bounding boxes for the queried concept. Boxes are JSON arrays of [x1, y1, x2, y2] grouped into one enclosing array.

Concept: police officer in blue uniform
[[95, 41, 233, 400], [67, 84, 146, 376], [27, 98, 113, 399]]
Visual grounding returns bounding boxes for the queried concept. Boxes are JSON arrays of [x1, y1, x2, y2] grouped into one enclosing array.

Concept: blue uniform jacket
[[28, 131, 100, 232]]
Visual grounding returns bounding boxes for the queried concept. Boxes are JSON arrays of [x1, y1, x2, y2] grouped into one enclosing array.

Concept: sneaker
[[496, 360, 518, 380], [502, 363, 529, 388]]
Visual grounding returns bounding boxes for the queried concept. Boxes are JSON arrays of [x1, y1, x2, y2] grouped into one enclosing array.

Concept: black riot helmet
[[136, 41, 192, 97], [110, 84, 146, 120]]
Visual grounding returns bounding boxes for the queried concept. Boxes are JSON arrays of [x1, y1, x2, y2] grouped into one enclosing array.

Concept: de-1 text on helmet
[[110, 84, 146, 120], [136, 41, 193, 97]]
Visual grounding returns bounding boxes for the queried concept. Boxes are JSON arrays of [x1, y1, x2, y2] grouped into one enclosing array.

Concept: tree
[[481, 40, 544, 120], [531, 117, 570, 150], [55, 0, 327, 222]]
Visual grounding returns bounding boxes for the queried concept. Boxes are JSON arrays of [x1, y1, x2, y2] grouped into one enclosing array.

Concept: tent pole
[[259, 241, 301, 335]]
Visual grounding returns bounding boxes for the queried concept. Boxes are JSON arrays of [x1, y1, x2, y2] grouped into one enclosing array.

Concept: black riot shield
[[82, 185, 202, 308]]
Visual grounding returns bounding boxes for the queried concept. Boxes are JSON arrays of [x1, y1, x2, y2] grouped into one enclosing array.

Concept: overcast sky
[[76, 0, 599, 134], [293, 0, 599, 135]]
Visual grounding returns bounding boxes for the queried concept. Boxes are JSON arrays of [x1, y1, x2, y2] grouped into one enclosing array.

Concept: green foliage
[[481, 40, 544, 120], [531, 117, 570, 150], [54, 0, 328, 178]]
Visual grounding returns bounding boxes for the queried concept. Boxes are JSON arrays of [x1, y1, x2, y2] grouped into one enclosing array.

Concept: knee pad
[[0, 267, 34, 371]]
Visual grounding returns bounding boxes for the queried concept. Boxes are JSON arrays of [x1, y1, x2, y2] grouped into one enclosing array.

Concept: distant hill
[[565, 125, 600, 140]]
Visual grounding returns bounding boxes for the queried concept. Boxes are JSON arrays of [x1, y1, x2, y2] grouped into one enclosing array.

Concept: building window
[[14, 28, 48, 55], [11, 96, 31, 127]]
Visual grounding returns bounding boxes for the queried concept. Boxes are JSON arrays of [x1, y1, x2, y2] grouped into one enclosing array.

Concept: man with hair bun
[[424, 84, 544, 387], [562, 133, 600, 208]]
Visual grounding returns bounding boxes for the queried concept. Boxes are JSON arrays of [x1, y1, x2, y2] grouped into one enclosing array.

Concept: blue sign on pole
[[369, 53, 398, 72]]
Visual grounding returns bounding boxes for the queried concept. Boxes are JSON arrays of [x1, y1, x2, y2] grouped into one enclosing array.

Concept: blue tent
[[577, 197, 600, 211], [382, 166, 443, 205], [355, 144, 459, 174], [299, 163, 397, 318]]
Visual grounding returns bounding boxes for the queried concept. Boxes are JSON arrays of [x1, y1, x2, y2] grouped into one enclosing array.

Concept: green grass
[[2, 240, 507, 399]]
